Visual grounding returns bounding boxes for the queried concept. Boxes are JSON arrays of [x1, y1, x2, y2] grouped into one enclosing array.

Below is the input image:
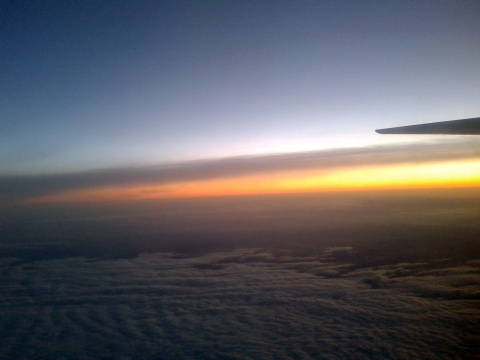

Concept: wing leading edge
[[375, 117, 480, 135]]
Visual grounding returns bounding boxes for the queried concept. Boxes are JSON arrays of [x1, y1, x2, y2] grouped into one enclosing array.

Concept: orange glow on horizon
[[29, 160, 480, 204]]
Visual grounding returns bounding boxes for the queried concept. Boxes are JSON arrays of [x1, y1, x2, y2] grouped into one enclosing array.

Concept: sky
[[1, 0, 480, 203]]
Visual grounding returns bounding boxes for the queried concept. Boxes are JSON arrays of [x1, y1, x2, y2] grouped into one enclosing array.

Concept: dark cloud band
[[1, 138, 479, 200]]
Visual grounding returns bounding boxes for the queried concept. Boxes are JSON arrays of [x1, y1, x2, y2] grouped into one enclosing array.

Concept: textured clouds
[[1, 249, 479, 359], [1, 138, 479, 201], [1, 190, 479, 359]]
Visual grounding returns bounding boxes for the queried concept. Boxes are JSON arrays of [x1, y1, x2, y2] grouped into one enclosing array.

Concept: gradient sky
[[2, 1, 480, 202]]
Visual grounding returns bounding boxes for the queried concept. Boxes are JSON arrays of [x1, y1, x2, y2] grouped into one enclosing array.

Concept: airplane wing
[[375, 117, 480, 135]]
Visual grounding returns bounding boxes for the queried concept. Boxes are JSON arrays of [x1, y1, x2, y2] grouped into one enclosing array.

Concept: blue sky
[[2, 1, 480, 176]]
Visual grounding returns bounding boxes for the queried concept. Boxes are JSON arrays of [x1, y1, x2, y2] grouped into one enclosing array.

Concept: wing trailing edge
[[376, 117, 480, 135]]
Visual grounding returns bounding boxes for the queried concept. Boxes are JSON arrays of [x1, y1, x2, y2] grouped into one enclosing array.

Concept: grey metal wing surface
[[375, 117, 480, 135]]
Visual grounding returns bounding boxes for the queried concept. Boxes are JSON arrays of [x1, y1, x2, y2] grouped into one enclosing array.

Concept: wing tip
[[375, 117, 480, 135]]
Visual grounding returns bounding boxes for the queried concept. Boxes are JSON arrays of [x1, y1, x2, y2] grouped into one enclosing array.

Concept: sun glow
[[30, 160, 480, 204]]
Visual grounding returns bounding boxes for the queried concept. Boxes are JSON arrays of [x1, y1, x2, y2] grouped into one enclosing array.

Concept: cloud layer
[[1, 138, 479, 201], [1, 249, 479, 359], [1, 189, 479, 359]]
